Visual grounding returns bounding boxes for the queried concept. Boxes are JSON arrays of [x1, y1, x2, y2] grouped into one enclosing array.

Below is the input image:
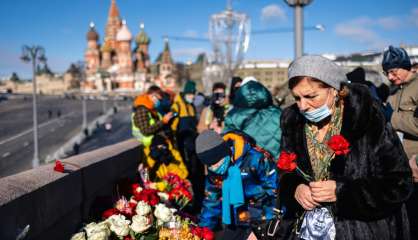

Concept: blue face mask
[[154, 99, 160, 109], [209, 155, 230, 175], [301, 91, 334, 123], [301, 104, 331, 123]]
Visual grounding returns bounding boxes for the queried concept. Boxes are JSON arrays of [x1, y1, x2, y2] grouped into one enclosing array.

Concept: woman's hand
[[295, 184, 320, 210], [309, 180, 337, 203]]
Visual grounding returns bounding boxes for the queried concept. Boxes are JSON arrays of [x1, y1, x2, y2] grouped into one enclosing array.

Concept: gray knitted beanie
[[195, 130, 230, 165], [288, 55, 347, 90]]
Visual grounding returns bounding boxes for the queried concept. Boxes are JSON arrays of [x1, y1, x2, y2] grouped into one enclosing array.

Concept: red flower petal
[[327, 135, 350, 156], [54, 160, 65, 173], [277, 151, 298, 172]]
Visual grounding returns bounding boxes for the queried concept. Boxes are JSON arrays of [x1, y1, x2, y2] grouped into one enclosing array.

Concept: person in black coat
[[277, 55, 413, 240]]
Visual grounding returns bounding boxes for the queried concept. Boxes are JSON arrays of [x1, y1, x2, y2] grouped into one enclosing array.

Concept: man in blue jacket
[[195, 130, 278, 239]]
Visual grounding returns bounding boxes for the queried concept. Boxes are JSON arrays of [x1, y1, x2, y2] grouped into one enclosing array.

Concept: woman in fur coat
[[277, 55, 413, 240]]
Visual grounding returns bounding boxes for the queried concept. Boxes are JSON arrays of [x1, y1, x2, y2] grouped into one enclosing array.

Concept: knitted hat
[[288, 55, 347, 90], [382, 46, 411, 72], [195, 130, 230, 165], [183, 80, 196, 94]]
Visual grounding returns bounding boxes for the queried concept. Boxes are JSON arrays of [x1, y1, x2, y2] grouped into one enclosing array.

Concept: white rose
[[107, 214, 131, 237], [70, 232, 86, 240], [154, 203, 173, 223], [135, 201, 151, 216], [88, 231, 109, 240], [84, 221, 111, 239], [130, 214, 152, 233]]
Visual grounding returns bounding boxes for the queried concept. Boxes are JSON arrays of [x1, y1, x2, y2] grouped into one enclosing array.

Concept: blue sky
[[0, 0, 417, 78]]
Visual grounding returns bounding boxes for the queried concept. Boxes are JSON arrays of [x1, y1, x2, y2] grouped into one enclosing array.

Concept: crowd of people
[[131, 45, 417, 240]]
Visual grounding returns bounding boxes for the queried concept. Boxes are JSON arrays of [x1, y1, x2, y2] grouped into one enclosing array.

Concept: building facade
[[235, 60, 290, 90]]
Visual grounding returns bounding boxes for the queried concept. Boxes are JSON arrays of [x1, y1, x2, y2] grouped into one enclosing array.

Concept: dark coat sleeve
[[278, 106, 306, 217], [334, 122, 414, 221]]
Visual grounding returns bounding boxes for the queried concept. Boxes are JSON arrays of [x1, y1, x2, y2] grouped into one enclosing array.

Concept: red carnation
[[201, 227, 215, 240], [191, 226, 202, 237], [135, 188, 160, 206], [131, 183, 141, 194], [327, 135, 350, 155], [54, 160, 65, 173], [102, 208, 119, 219], [277, 151, 297, 172]]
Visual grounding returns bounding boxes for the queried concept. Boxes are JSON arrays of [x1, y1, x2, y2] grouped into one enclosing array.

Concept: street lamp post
[[21, 45, 46, 167], [284, 0, 313, 59]]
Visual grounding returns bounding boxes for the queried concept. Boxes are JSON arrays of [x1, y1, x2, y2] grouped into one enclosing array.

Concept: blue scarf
[[221, 145, 247, 225]]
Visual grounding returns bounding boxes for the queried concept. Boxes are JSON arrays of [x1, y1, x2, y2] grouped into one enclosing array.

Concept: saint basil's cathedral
[[83, 0, 177, 93]]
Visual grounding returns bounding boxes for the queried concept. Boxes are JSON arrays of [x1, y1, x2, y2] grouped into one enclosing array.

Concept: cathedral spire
[[104, 0, 121, 50]]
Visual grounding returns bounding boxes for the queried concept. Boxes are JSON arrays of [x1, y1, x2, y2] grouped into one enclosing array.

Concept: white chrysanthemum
[[130, 214, 152, 233], [135, 201, 151, 216], [154, 203, 173, 223], [70, 232, 86, 240], [107, 214, 131, 237]]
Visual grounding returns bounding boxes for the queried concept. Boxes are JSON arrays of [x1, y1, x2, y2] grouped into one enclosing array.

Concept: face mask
[[151, 95, 161, 109], [300, 90, 333, 123], [185, 96, 194, 104], [209, 155, 230, 175]]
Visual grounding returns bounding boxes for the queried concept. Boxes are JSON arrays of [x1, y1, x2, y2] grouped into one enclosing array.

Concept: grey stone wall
[[0, 139, 142, 240]]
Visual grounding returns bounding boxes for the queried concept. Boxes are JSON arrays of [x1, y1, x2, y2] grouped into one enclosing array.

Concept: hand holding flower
[[309, 180, 337, 203], [295, 184, 320, 210]]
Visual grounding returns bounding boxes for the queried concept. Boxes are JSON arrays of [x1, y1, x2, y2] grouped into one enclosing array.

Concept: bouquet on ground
[[71, 172, 203, 240]]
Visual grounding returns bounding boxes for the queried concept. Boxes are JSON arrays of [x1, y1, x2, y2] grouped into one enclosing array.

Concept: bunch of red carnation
[[133, 188, 160, 206], [190, 226, 215, 240]]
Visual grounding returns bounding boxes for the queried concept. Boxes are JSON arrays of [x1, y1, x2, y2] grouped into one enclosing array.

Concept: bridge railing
[[0, 139, 142, 240]]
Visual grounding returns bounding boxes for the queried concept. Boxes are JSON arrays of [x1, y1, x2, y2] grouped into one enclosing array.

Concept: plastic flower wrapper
[[107, 214, 131, 237]]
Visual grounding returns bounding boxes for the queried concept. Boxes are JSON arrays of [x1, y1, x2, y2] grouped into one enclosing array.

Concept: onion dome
[[116, 20, 132, 41], [86, 22, 99, 41], [135, 23, 151, 45]]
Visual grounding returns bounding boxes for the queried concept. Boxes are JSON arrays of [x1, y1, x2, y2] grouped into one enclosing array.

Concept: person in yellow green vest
[[171, 80, 204, 213], [132, 85, 188, 182]]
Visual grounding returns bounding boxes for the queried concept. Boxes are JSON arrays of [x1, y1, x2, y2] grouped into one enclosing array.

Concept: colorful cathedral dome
[[86, 22, 99, 41], [116, 20, 132, 41], [135, 23, 151, 45]]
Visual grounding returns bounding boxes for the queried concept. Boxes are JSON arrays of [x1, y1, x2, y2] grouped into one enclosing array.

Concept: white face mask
[[185, 95, 194, 104]]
